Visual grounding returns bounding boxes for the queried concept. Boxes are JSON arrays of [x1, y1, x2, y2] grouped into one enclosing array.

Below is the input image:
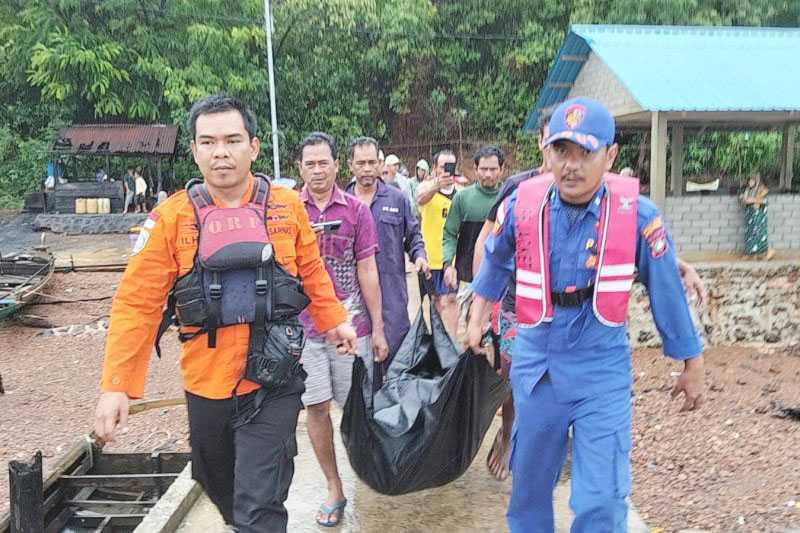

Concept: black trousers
[[185, 379, 304, 533]]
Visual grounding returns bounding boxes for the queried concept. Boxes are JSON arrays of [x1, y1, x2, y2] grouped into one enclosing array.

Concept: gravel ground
[[1, 271, 798, 532]]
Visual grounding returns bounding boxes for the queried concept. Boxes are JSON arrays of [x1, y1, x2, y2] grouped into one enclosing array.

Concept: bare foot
[[486, 428, 510, 481]]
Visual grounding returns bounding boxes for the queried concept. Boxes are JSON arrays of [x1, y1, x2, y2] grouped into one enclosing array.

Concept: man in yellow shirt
[[416, 149, 459, 336]]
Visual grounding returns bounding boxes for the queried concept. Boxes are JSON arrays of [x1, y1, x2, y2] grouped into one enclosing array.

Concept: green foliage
[[0, 0, 797, 202]]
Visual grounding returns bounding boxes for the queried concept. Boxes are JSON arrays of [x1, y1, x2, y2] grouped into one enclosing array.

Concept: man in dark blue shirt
[[467, 98, 705, 532], [346, 137, 429, 361]]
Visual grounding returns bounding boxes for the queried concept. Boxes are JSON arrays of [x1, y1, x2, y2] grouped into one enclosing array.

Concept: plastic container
[[75, 198, 86, 214], [97, 197, 109, 214], [85, 198, 98, 214]]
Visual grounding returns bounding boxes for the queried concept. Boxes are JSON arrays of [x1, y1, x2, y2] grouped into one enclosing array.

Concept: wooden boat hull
[[0, 437, 190, 533], [0, 253, 55, 321]]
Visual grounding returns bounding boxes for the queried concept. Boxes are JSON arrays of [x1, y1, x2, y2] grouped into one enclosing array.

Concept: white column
[[780, 124, 795, 191], [649, 111, 668, 209], [670, 123, 684, 196]]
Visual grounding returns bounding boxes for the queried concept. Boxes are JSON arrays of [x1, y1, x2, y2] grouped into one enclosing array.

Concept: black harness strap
[[550, 285, 594, 307], [154, 293, 177, 358], [207, 271, 222, 348]]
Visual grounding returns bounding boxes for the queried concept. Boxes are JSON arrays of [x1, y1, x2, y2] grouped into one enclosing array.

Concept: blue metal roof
[[524, 24, 800, 132]]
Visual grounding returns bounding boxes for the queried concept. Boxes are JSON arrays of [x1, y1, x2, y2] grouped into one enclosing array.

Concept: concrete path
[[176, 409, 648, 532]]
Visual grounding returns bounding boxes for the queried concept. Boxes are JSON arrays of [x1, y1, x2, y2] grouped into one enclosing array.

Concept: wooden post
[[649, 112, 668, 209], [670, 123, 684, 196], [9, 451, 44, 533], [156, 157, 163, 195], [780, 124, 795, 191]]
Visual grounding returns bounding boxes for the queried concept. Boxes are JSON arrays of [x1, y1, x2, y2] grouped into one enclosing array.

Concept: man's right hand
[[438, 174, 454, 189], [465, 321, 485, 354], [94, 391, 129, 443], [325, 322, 358, 354], [443, 265, 458, 289], [465, 295, 493, 354]]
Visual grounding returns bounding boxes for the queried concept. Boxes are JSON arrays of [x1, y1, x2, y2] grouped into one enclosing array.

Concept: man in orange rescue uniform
[[94, 95, 356, 533]]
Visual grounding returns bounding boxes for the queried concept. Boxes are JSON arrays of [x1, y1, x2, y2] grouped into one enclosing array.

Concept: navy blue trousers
[[507, 374, 632, 533]]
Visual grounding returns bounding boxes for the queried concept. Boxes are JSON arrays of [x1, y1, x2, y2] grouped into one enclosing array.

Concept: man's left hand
[[415, 257, 431, 278], [678, 261, 707, 307], [371, 330, 389, 363], [443, 265, 458, 289], [325, 323, 357, 354], [671, 355, 705, 412]]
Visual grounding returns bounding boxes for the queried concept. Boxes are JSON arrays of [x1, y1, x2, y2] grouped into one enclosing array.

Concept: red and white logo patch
[[564, 104, 586, 129]]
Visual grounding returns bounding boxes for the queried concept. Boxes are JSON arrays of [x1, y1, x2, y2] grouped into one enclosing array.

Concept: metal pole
[[263, 0, 281, 180]]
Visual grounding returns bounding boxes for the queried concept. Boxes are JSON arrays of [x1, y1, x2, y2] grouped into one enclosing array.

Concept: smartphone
[[311, 220, 342, 233], [444, 162, 456, 175]]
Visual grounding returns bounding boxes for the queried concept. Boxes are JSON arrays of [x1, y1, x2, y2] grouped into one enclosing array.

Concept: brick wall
[[663, 194, 800, 253]]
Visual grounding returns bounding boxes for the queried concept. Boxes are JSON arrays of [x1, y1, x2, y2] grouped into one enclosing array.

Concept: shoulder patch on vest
[[641, 216, 663, 238], [493, 198, 507, 234], [643, 217, 668, 258], [131, 229, 150, 255], [132, 212, 160, 255]]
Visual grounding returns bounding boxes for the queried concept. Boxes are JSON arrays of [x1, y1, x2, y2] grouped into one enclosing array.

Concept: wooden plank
[[9, 452, 44, 533], [67, 514, 146, 528], [61, 473, 179, 490], [92, 452, 189, 475], [43, 507, 72, 533], [65, 499, 157, 507]]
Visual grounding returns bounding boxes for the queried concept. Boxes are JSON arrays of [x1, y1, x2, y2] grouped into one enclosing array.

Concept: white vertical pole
[[650, 111, 668, 210], [263, 0, 281, 180]]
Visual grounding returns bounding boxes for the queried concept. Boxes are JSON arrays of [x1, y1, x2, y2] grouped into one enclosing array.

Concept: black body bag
[[340, 282, 510, 495]]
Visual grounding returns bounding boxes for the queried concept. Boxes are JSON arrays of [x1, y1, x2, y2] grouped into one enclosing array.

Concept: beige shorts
[[301, 335, 373, 407]]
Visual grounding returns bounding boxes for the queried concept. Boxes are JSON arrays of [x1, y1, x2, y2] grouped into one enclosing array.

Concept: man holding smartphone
[[416, 149, 459, 337], [296, 132, 389, 528]]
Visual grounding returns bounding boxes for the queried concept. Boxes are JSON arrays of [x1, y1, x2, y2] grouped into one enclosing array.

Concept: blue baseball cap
[[543, 97, 615, 152]]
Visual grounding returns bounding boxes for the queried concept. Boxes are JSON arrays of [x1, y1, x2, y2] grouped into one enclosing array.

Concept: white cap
[[385, 154, 401, 167]]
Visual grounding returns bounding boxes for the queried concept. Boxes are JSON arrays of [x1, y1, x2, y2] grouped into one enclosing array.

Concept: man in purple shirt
[[345, 137, 429, 360], [296, 132, 388, 527]]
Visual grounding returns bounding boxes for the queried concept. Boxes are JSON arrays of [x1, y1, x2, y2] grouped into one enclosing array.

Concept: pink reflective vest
[[514, 173, 639, 328]]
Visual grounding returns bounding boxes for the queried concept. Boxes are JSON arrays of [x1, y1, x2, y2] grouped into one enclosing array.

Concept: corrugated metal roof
[[524, 24, 800, 131], [53, 124, 179, 156]]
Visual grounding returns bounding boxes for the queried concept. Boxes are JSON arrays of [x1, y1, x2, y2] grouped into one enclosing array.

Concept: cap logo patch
[[564, 104, 586, 129]]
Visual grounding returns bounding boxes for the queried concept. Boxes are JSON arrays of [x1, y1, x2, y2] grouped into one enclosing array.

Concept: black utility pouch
[[173, 269, 207, 326], [245, 319, 307, 389]]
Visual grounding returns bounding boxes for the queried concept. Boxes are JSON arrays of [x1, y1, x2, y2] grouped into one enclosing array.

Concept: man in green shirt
[[443, 146, 505, 325]]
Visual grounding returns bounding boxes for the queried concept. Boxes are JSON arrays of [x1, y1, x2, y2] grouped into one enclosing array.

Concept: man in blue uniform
[[466, 97, 705, 532]]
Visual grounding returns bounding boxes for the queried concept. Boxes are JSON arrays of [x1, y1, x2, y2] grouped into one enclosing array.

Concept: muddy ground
[[1, 270, 799, 532]]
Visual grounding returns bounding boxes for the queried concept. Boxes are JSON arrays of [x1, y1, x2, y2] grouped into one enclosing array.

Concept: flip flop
[[316, 499, 347, 528]]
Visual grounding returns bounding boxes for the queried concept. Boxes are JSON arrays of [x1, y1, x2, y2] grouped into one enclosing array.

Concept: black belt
[[551, 285, 594, 307]]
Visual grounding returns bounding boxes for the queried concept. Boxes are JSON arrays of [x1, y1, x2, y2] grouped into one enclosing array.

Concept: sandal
[[316, 499, 347, 528]]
